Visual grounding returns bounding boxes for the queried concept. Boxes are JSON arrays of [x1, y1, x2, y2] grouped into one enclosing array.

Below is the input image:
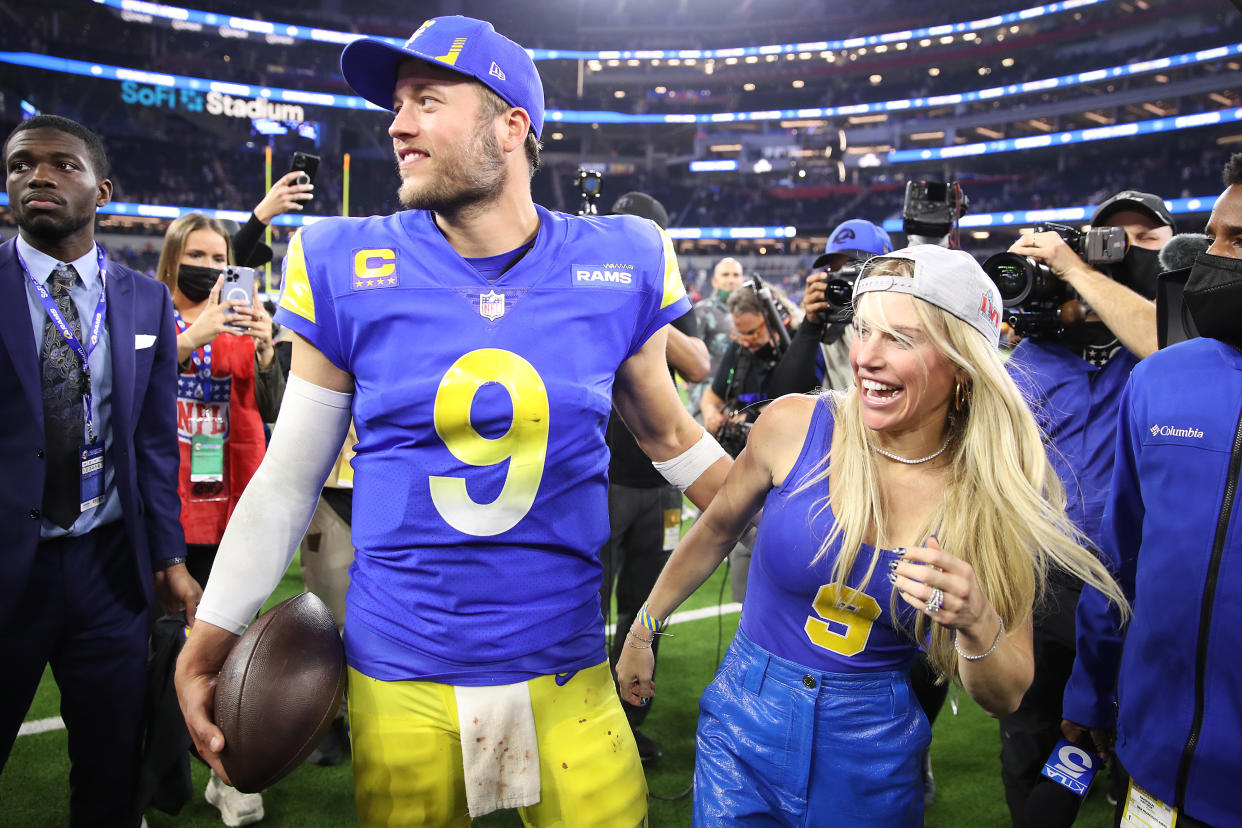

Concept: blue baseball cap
[[340, 16, 545, 139], [813, 219, 893, 270]]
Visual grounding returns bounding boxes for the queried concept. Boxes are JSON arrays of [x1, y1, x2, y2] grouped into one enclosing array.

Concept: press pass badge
[[1040, 739, 1099, 796], [190, 433, 224, 482], [1122, 780, 1178, 828], [80, 443, 104, 511]]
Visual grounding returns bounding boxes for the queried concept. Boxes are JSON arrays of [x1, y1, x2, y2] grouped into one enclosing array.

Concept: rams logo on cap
[[406, 19, 435, 47]]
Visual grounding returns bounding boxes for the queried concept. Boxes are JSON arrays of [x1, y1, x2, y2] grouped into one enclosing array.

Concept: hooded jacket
[[1064, 337, 1242, 826]]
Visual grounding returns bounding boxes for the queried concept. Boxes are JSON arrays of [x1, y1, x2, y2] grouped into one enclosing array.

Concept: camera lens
[[826, 277, 854, 308], [983, 252, 1036, 306]]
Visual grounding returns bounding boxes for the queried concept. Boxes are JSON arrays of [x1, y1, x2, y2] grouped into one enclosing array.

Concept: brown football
[[214, 592, 346, 793]]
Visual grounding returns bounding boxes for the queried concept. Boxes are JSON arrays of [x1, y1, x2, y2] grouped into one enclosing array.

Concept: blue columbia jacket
[[1007, 337, 1137, 545], [1064, 337, 1242, 826]]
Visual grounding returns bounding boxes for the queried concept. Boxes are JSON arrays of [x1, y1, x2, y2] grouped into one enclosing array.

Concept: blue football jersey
[[275, 204, 689, 684], [741, 398, 920, 672]]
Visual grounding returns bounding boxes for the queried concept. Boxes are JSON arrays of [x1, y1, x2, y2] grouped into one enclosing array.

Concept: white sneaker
[[205, 770, 265, 827]]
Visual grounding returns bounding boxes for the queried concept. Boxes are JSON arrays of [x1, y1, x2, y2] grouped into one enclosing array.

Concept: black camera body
[[716, 420, 752, 458], [982, 222, 1128, 337], [576, 169, 603, 216], [903, 180, 969, 240], [823, 259, 866, 323]]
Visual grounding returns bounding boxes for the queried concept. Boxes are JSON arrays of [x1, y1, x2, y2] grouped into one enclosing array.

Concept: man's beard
[[16, 205, 93, 245], [397, 123, 507, 216]]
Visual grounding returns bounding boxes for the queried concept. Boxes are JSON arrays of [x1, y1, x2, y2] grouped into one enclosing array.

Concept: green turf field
[[1, 554, 1119, 827]]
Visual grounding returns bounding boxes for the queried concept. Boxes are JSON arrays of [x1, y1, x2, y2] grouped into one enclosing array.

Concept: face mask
[[1183, 252, 1242, 350], [717, 288, 733, 302], [1107, 245, 1161, 300], [177, 264, 221, 303]]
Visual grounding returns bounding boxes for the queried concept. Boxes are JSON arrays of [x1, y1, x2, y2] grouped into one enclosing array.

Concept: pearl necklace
[[873, 439, 950, 465]]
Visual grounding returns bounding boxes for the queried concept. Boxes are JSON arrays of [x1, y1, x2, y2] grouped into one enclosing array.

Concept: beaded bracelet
[[954, 616, 1005, 661]]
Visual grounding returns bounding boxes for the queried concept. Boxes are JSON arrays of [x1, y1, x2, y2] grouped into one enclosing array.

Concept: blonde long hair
[[154, 212, 232, 295], [796, 257, 1128, 681]]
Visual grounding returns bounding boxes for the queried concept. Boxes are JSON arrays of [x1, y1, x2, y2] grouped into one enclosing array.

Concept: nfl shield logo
[[480, 290, 506, 320]]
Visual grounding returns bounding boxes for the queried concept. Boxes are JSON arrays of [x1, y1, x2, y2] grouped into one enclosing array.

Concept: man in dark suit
[[0, 114, 200, 827]]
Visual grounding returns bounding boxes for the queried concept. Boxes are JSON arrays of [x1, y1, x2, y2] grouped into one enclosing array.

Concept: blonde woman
[[616, 245, 1127, 826]]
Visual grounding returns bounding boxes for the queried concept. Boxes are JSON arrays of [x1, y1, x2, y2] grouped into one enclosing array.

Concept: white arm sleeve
[[195, 374, 353, 634]]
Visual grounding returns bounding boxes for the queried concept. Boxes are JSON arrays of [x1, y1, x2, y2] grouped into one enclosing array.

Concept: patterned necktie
[[40, 263, 86, 530]]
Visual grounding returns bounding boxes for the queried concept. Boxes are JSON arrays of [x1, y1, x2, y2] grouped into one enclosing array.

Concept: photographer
[[699, 285, 783, 602], [998, 190, 1173, 827], [689, 257, 744, 422], [700, 285, 782, 441], [769, 219, 893, 395]]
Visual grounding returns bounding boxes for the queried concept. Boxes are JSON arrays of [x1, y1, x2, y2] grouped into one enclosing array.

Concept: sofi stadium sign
[[120, 82, 305, 120]]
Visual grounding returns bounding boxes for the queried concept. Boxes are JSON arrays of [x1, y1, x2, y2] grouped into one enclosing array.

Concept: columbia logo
[[1150, 424, 1204, 438], [489, 61, 506, 81]]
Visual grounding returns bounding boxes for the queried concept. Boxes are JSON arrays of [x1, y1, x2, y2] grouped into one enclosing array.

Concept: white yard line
[[17, 716, 65, 737], [605, 601, 741, 635]]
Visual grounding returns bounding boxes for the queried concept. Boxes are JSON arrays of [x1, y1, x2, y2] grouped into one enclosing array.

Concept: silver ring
[[639, 697, 649, 707], [925, 587, 944, 614]]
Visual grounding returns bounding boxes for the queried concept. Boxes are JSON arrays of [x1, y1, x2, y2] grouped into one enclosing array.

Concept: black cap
[[610, 191, 669, 229], [1091, 190, 1175, 231]]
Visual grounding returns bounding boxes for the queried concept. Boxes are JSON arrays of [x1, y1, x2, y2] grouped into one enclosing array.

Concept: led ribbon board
[[0, 192, 797, 237], [5, 42, 1238, 125], [93, 0, 1113, 59], [880, 195, 1220, 232]]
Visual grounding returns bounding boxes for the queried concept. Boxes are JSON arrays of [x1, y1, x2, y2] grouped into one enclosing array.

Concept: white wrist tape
[[195, 374, 353, 634], [653, 428, 728, 491]]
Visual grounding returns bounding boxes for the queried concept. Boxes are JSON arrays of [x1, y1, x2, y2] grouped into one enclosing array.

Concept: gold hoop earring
[[954, 380, 968, 413]]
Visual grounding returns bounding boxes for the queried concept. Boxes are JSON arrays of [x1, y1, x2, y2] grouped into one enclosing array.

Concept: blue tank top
[[740, 397, 920, 671]]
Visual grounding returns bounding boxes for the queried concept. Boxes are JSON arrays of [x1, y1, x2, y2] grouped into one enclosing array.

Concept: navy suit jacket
[[0, 237, 185, 624]]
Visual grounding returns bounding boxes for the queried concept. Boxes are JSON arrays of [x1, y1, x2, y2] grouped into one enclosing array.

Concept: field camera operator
[[993, 190, 1173, 828], [699, 282, 786, 453], [1006, 190, 1170, 359], [769, 219, 893, 395], [698, 280, 785, 602]]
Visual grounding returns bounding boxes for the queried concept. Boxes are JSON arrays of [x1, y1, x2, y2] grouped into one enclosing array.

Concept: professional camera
[[715, 420, 753, 458], [981, 222, 1128, 337], [823, 259, 866, 323], [576, 169, 603, 216], [903, 180, 969, 243]]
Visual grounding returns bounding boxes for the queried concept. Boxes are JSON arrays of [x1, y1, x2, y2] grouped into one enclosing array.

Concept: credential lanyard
[[173, 310, 213, 402], [19, 244, 108, 442]]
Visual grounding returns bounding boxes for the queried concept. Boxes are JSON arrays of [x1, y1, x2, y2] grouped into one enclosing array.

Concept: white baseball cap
[[853, 244, 1002, 347]]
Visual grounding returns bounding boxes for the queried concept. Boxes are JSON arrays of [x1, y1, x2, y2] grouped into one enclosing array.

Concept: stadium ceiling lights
[[6, 41, 1236, 127], [92, 0, 1112, 61]]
